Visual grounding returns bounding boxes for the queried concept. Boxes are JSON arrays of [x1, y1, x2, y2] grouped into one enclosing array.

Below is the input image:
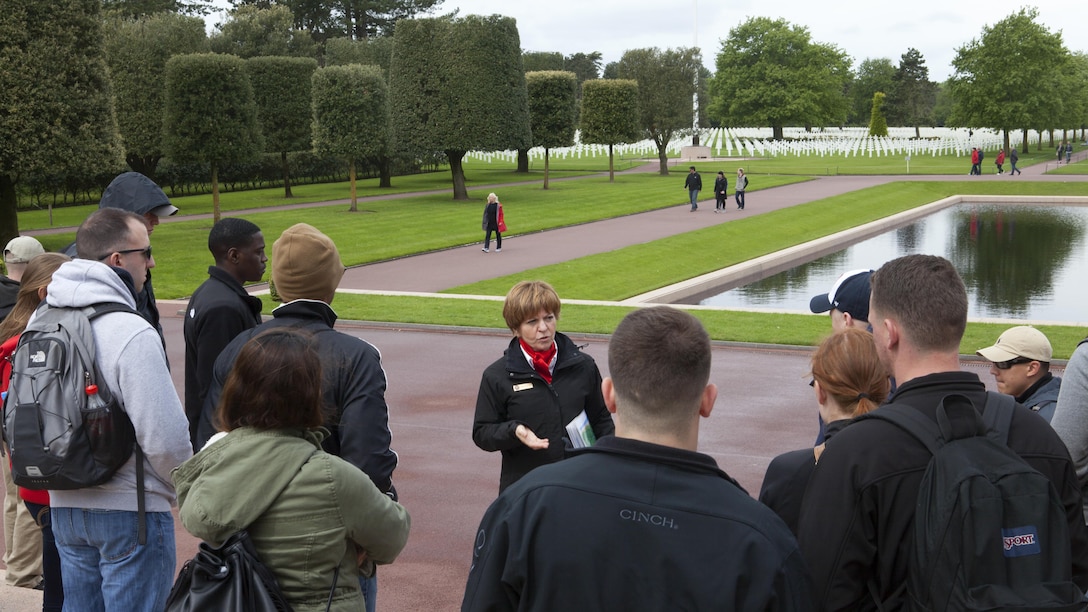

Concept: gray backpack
[[3, 301, 143, 489]]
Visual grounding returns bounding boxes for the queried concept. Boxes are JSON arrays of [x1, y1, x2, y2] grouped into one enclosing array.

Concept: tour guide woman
[[473, 280, 615, 492], [173, 328, 410, 611]]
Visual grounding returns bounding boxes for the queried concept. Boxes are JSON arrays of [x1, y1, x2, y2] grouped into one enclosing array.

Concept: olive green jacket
[[173, 427, 410, 612]]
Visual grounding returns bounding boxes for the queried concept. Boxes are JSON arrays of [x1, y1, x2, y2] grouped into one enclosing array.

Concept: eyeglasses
[[994, 357, 1033, 370], [99, 246, 152, 261]]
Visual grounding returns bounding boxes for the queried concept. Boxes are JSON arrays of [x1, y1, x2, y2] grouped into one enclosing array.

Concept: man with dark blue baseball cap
[[809, 269, 873, 331]]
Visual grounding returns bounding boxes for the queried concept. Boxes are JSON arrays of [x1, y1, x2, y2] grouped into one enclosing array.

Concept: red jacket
[[1, 333, 49, 505]]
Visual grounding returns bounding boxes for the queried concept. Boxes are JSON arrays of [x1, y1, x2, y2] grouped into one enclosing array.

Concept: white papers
[[565, 410, 597, 449]]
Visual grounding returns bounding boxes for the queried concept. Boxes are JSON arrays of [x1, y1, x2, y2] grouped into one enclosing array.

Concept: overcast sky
[[207, 1, 1087, 82]]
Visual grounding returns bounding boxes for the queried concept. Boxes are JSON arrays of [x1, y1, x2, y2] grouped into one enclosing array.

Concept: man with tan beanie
[[976, 325, 1062, 422], [196, 223, 398, 612]]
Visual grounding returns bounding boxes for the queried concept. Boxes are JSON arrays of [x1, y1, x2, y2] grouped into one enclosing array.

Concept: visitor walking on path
[[481, 193, 503, 253], [995, 149, 1005, 174], [713, 171, 728, 213], [735, 168, 748, 210], [684, 166, 702, 212], [1010, 148, 1021, 175]]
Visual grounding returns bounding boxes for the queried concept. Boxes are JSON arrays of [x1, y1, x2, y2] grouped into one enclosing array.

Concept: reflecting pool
[[692, 204, 1088, 322]]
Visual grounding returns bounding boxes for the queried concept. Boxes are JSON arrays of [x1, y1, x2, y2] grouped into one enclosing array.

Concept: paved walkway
[[2, 155, 1086, 611]]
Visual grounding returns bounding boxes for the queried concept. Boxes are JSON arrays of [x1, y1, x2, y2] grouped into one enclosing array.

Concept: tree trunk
[[448, 150, 469, 200], [125, 154, 161, 181], [1002, 129, 1009, 155], [211, 163, 221, 224], [914, 125, 921, 139], [543, 147, 550, 190], [349, 158, 358, 212], [1022, 128, 1029, 153], [657, 141, 669, 175], [0, 174, 20, 246], [772, 124, 784, 141], [1048, 130, 1054, 148], [379, 156, 392, 188], [516, 148, 529, 173], [608, 144, 615, 183], [281, 151, 293, 198]]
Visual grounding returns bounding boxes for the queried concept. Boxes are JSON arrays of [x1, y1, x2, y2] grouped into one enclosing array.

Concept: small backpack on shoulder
[[864, 393, 1087, 611], [2, 302, 140, 491]]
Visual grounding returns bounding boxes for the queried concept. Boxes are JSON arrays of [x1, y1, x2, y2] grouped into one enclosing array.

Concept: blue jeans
[[736, 190, 745, 209], [688, 189, 699, 210], [51, 508, 175, 612], [360, 574, 377, 612]]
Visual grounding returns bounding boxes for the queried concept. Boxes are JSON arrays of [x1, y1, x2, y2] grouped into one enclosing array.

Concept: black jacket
[[0, 275, 19, 321], [483, 202, 499, 231], [473, 333, 613, 492], [197, 299, 399, 499], [183, 266, 263, 450], [759, 419, 850, 536], [714, 175, 729, 195], [797, 372, 1088, 610], [684, 171, 703, 191], [462, 436, 814, 612]]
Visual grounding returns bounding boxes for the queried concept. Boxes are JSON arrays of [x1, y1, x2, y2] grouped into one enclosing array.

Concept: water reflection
[[693, 204, 1088, 323]]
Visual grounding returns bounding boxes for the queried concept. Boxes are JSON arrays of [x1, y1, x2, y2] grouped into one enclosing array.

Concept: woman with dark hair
[[0, 252, 71, 612], [473, 280, 615, 492], [758, 327, 889, 534], [172, 328, 410, 612]]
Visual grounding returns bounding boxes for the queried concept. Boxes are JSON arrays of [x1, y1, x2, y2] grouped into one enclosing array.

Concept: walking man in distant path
[[684, 166, 701, 212]]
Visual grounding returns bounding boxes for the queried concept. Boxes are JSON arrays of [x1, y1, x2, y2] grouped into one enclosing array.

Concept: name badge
[[512, 383, 533, 392]]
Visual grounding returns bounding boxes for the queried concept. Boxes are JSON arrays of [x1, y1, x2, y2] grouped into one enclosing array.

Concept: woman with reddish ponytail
[[0, 252, 71, 612], [758, 327, 890, 535], [472, 281, 615, 492]]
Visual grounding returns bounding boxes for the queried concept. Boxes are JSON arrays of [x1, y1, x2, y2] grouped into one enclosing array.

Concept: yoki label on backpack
[[1002, 526, 1041, 557]]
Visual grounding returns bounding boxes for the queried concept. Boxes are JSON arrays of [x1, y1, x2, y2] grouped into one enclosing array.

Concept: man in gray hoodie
[[46, 208, 191, 612]]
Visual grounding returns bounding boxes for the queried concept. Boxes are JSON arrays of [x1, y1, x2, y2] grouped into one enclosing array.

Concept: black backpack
[[864, 393, 1087, 611], [165, 530, 296, 612]]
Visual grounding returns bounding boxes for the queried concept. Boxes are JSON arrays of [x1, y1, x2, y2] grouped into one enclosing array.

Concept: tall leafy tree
[[246, 56, 317, 197], [949, 8, 1068, 153], [103, 12, 206, 179], [209, 4, 317, 58], [523, 51, 563, 72], [325, 35, 393, 74], [710, 17, 850, 140], [229, 0, 442, 42], [0, 0, 125, 240], [390, 15, 531, 200], [887, 48, 936, 137], [163, 53, 263, 222], [612, 47, 701, 175], [848, 58, 895, 126], [526, 71, 578, 189], [102, 0, 213, 17], [869, 92, 889, 137], [312, 64, 389, 211], [563, 52, 603, 84], [579, 79, 640, 183]]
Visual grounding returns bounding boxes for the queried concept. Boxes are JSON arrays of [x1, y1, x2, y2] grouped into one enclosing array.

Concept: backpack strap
[[861, 403, 944, 455], [87, 302, 148, 545], [980, 391, 1017, 447]]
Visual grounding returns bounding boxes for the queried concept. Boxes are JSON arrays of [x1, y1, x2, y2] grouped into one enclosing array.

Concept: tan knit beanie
[[271, 223, 345, 303]]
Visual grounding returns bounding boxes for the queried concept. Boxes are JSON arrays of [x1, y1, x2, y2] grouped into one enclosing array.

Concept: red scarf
[[519, 338, 557, 383]]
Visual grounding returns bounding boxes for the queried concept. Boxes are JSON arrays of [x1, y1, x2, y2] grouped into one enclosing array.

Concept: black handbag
[[164, 530, 294, 612]]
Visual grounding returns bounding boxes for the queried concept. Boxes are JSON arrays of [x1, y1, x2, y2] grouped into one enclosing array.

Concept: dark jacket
[[483, 202, 499, 231], [798, 371, 1088, 611], [714, 175, 729, 195], [684, 171, 703, 191], [759, 419, 850, 536], [0, 275, 19, 321], [1019, 372, 1062, 422], [462, 436, 814, 612], [473, 333, 614, 492], [183, 266, 263, 450], [197, 299, 399, 499]]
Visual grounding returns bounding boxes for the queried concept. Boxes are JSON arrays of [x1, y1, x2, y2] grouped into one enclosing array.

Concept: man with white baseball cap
[[976, 325, 1061, 421], [1, 236, 44, 321]]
